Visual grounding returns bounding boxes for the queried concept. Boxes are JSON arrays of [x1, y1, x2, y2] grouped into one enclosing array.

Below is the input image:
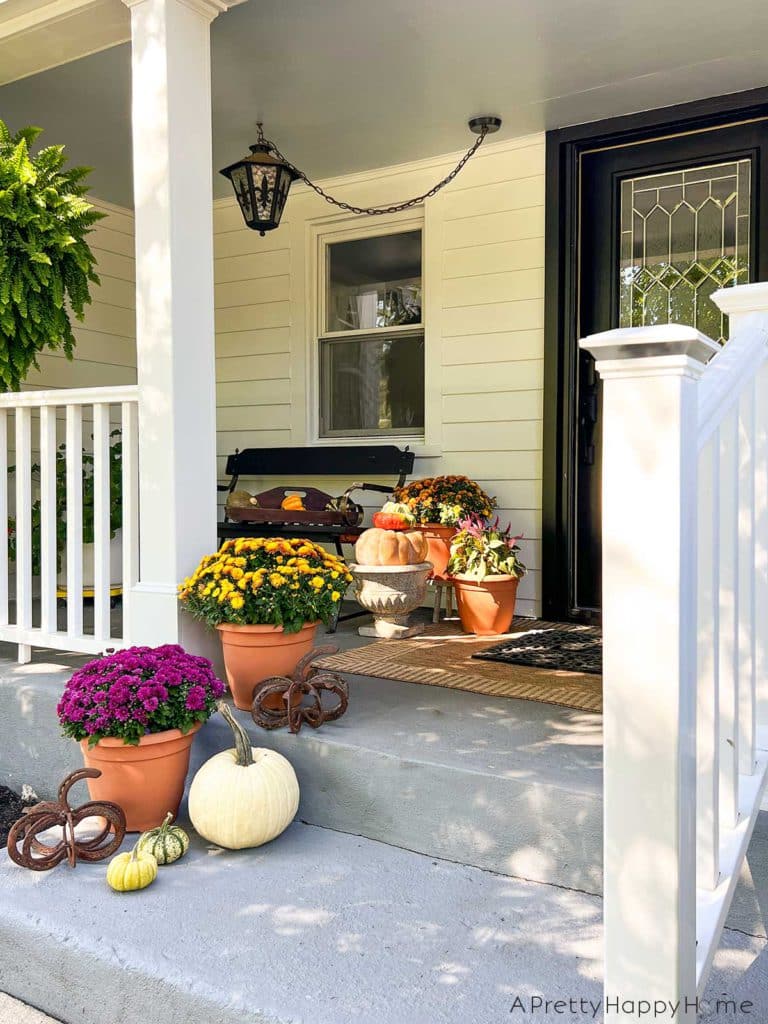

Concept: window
[[319, 229, 424, 438]]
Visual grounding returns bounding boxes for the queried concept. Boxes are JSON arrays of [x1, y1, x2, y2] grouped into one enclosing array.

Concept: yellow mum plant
[[178, 537, 353, 633]]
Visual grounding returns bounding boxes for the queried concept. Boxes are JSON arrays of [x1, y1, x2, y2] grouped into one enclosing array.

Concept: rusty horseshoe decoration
[[251, 646, 349, 734], [7, 768, 126, 871]]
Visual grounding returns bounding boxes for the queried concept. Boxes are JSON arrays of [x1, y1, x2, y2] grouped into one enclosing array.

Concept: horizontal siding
[[215, 275, 290, 308], [442, 390, 543, 423], [443, 331, 543, 365], [215, 300, 290, 334], [443, 237, 544, 279], [442, 359, 543, 394], [216, 353, 290, 383], [216, 328, 291, 359], [441, 173, 545, 220], [216, 379, 292, 407], [443, 206, 544, 250], [443, 298, 543, 337]]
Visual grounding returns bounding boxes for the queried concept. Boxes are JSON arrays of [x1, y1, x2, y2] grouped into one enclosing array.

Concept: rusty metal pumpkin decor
[[251, 646, 349, 734], [7, 768, 126, 871]]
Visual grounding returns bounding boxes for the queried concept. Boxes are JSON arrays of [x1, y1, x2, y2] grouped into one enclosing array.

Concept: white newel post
[[123, 0, 239, 649], [579, 326, 719, 1020]]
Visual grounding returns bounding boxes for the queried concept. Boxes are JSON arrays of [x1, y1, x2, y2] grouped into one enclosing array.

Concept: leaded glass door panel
[[572, 119, 766, 618], [619, 161, 751, 343]]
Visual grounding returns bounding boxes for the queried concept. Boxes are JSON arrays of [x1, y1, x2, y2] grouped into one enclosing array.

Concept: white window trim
[[304, 208, 441, 453]]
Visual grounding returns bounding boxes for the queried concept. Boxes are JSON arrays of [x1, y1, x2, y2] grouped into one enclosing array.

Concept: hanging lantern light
[[219, 123, 300, 236], [222, 116, 502, 234]]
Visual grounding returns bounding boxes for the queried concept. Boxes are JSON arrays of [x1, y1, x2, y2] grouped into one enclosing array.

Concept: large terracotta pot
[[451, 574, 519, 636], [216, 621, 319, 711], [80, 722, 201, 832], [415, 524, 457, 579]]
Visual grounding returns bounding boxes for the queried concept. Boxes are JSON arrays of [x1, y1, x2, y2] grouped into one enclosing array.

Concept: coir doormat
[[314, 620, 602, 713], [473, 622, 602, 676]]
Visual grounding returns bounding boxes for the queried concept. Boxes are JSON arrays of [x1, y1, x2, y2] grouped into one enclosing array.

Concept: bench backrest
[[225, 445, 414, 488]]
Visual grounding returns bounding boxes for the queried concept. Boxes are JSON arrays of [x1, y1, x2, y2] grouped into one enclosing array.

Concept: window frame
[[310, 212, 427, 444]]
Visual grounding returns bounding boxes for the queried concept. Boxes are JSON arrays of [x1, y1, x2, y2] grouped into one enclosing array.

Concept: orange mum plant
[[392, 475, 496, 527]]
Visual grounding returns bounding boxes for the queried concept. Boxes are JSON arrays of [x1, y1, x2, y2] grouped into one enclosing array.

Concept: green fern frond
[[0, 118, 101, 391]]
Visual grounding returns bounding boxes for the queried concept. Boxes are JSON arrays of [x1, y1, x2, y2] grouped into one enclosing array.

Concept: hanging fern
[[0, 119, 104, 392]]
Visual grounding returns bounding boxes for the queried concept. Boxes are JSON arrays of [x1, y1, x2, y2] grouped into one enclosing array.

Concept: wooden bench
[[217, 445, 415, 554]]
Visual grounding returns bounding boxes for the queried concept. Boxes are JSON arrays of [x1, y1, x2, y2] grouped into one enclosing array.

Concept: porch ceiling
[[1, 0, 768, 207]]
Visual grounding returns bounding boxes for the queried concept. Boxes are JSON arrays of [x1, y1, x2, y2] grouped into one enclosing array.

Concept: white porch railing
[[0, 385, 139, 662], [581, 282, 768, 1020]]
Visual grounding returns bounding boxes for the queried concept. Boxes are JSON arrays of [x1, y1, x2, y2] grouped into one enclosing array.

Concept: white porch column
[[579, 326, 719, 1021], [123, 0, 238, 648]]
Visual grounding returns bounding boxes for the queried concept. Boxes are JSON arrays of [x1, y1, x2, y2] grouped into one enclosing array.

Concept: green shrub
[[0, 119, 103, 391]]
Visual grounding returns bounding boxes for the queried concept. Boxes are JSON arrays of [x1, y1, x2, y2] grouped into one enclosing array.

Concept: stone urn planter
[[351, 562, 432, 639]]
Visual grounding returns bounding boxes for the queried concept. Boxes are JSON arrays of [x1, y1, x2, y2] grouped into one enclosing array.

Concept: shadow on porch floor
[[0, 608, 767, 1021]]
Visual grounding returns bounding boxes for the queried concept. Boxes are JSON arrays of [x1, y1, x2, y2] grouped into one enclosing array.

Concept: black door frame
[[542, 85, 768, 622]]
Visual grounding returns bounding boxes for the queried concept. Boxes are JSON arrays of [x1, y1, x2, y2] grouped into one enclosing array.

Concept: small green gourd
[[136, 812, 190, 866]]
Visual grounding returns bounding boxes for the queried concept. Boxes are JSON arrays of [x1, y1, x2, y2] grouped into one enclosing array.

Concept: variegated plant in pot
[[447, 516, 527, 636]]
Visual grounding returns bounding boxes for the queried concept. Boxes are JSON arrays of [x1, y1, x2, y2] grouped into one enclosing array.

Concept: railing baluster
[[697, 434, 720, 889], [718, 407, 740, 829], [738, 383, 757, 774], [121, 400, 139, 643], [0, 410, 8, 627], [65, 405, 83, 640], [93, 403, 112, 643], [14, 407, 32, 664], [39, 405, 58, 636], [754, 359, 768, 742], [0, 386, 136, 657]]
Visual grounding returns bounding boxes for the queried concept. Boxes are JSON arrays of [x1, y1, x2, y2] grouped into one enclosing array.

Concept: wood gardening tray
[[225, 486, 363, 529]]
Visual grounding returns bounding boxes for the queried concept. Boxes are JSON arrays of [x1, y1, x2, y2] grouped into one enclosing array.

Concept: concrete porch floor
[[1, 818, 767, 1024], [0, 608, 767, 1021]]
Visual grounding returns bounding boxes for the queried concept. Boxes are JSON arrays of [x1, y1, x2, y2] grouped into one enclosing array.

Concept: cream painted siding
[[212, 134, 545, 615], [22, 199, 137, 390]]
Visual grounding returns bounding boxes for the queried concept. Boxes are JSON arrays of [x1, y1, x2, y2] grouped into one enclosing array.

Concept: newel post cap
[[579, 325, 719, 377], [712, 281, 768, 317]]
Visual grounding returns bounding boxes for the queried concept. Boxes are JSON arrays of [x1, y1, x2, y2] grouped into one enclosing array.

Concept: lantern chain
[[265, 126, 491, 216]]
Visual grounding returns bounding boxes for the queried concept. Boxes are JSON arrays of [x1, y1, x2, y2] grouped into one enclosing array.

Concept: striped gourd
[[137, 813, 189, 865]]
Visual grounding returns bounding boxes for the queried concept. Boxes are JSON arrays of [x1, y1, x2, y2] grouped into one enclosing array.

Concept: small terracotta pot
[[415, 524, 457, 579], [216, 621, 320, 711], [451, 574, 520, 636], [80, 722, 201, 832]]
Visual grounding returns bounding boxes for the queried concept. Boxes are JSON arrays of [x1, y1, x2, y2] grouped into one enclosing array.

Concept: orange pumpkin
[[354, 528, 429, 566], [281, 495, 305, 511]]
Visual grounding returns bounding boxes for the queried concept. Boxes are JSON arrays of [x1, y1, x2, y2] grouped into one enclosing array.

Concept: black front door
[[545, 100, 768, 621]]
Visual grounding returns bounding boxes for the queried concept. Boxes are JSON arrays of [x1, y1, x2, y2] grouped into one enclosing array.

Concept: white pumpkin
[[188, 701, 299, 850]]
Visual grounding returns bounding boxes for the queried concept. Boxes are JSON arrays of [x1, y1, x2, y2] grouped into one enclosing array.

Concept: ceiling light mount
[[468, 115, 502, 135], [222, 115, 503, 234]]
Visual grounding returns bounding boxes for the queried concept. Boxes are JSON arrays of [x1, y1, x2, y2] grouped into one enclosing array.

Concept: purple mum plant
[[57, 645, 226, 747]]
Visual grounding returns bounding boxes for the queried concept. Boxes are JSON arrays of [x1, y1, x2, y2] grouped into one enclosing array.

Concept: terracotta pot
[[216, 621, 319, 711], [451, 574, 520, 636], [415, 524, 457, 579], [80, 722, 201, 832]]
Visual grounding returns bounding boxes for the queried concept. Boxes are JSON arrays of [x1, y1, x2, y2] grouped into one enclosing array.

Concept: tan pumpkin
[[354, 528, 428, 566]]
